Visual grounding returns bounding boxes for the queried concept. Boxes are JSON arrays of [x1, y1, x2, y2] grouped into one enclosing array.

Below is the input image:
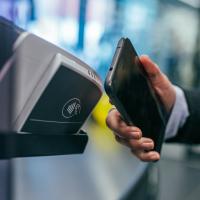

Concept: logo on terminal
[[62, 98, 81, 119]]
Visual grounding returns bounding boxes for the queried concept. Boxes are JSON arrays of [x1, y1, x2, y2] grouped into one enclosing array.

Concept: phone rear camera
[[109, 67, 113, 71]]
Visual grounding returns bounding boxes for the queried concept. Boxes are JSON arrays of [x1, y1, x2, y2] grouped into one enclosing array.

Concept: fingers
[[132, 150, 160, 162], [115, 135, 160, 162], [106, 108, 160, 162], [115, 136, 154, 151], [106, 108, 141, 139]]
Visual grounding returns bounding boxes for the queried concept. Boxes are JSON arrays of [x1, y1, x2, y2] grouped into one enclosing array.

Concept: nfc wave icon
[[62, 98, 81, 119]]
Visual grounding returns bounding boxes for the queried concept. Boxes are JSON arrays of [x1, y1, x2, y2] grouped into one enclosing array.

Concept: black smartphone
[[104, 37, 166, 153]]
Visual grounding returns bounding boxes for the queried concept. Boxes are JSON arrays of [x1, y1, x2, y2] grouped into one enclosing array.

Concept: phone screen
[[107, 38, 166, 153]]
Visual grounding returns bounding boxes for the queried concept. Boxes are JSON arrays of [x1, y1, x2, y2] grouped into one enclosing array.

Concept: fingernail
[[130, 132, 140, 139], [142, 143, 153, 149], [144, 140, 153, 144]]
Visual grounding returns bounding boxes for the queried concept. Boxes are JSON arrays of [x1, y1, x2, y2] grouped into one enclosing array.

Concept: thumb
[[139, 55, 176, 113], [139, 55, 162, 86]]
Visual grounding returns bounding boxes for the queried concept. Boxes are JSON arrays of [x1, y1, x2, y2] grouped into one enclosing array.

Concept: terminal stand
[[0, 130, 88, 159]]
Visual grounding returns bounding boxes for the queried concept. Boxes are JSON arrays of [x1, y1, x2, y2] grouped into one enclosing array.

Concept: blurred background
[[0, 0, 200, 200]]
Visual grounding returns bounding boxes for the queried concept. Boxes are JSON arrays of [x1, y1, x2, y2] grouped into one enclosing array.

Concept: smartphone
[[104, 38, 166, 153]]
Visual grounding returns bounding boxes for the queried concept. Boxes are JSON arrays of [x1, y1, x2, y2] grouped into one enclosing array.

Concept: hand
[[106, 55, 176, 162], [106, 108, 160, 161]]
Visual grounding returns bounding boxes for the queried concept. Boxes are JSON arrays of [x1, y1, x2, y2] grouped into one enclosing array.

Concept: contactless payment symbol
[[62, 98, 81, 119]]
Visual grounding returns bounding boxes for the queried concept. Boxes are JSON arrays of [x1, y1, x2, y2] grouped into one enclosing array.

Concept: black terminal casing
[[0, 17, 102, 159]]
